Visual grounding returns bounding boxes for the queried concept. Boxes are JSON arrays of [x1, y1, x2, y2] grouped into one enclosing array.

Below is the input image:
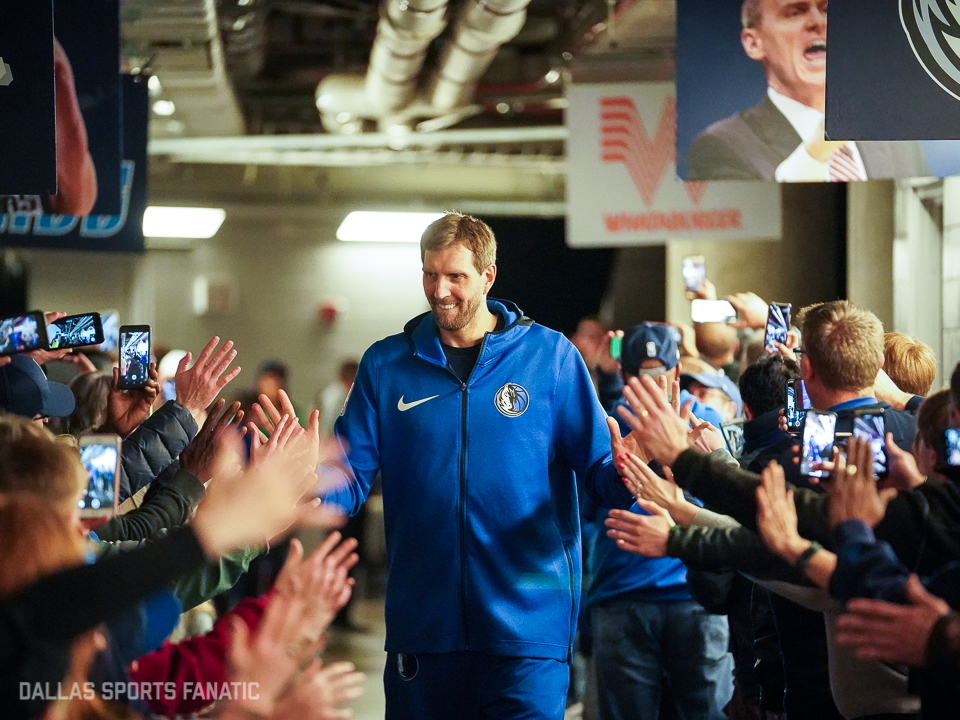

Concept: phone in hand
[[721, 419, 745, 459], [852, 408, 887, 478], [0, 311, 48, 356], [690, 299, 737, 324], [764, 303, 791, 353], [47, 312, 104, 350], [78, 435, 121, 519], [682, 256, 706, 293], [118, 325, 151, 389], [800, 410, 837, 478], [610, 335, 622, 360], [945, 428, 960, 467], [785, 380, 806, 434]]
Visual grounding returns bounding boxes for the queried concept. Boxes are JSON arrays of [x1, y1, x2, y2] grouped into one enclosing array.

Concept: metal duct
[[427, 0, 533, 113], [364, 0, 449, 115]]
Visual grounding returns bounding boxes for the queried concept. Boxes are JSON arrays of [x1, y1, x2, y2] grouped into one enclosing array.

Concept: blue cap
[[681, 370, 743, 417], [621, 322, 681, 376], [0, 354, 75, 418]]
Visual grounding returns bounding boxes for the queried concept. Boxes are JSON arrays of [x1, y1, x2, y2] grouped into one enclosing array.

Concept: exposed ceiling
[[125, 0, 675, 166]]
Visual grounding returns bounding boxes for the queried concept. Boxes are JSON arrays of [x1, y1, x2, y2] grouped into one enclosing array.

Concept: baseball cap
[[0, 355, 76, 418], [681, 370, 743, 417], [621, 322, 681, 377]]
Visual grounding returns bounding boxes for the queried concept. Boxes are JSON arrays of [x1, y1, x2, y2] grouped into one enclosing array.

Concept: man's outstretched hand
[[617, 375, 691, 467], [175, 336, 241, 423]]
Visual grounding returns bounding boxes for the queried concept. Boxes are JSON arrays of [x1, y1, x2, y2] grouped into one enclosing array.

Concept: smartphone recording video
[[785, 381, 805, 434], [78, 435, 121, 518], [47, 312, 104, 350], [764, 303, 791, 353], [682, 256, 706, 293], [801, 411, 837, 478], [118, 325, 151, 390], [721, 419, 745, 459], [690, 299, 737, 324], [852, 410, 887, 477], [0, 311, 48, 356], [946, 428, 960, 468]]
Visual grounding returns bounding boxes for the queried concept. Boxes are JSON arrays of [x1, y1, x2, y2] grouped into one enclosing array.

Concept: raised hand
[[106, 362, 161, 438], [175, 336, 241, 422], [882, 432, 926, 490], [828, 436, 897, 529], [272, 660, 366, 720], [617, 454, 695, 525], [618, 375, 691, 467], [179, 399, 246, 482], [725, 292, 768, 330], [604, 499, 674, 558], [25, 311, 70, 365], [756, 460, 807, 563]]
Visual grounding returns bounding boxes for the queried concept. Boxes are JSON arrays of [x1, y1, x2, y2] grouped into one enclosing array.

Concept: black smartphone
[[721, 419, 745, 459], [785, 380, 806, 434], [46, 312, 104, 350], [78, 434, 122, 519], [682, 255, 706, 293], [852, 408, 887, 478], [118, 325, 151, 389], [764, 303, 791, 352], [801, 410, 837, 478], [0, 311, 48, 356]]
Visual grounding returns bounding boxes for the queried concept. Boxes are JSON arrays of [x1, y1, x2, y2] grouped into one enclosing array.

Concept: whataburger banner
[[826, 0, 960, 144], [565, 82, 781, 248]]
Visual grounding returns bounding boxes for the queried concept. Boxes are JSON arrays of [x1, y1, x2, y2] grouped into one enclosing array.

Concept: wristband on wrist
[[794, 541, 823, 573]]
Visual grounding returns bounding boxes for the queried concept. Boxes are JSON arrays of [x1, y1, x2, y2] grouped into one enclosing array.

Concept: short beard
[[432, 291, 483, 332]]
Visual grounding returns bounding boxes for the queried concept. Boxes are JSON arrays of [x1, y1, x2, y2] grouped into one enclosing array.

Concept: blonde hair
[[797, 301, 884, 392], [0, 415, 87, 514], [420, 212, 497, 274], [883, 332, 937, 397]]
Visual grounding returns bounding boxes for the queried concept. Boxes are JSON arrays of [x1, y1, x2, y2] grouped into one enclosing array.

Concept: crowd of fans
[[1, 279, 959, 720]]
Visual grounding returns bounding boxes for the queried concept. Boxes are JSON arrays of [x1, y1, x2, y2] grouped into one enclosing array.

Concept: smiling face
[[742, 0, 829, 111], [423, 244, 496, 335]]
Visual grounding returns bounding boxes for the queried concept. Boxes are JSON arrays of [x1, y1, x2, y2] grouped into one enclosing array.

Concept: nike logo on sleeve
[[397, 395, 439, 412]]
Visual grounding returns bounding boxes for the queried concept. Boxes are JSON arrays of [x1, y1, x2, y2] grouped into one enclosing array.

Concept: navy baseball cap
[[621, 323, 681, 377], [681, 370, 743, 417], [0, 355, 75, 419]]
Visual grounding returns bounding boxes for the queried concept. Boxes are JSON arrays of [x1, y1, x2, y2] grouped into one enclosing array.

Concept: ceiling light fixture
[[143, 206, 226, 239], [336, 211, 444, 243]]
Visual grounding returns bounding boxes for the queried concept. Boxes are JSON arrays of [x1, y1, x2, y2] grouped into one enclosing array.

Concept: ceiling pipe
[[365, 0, 449, 115], [427, 0, 534, 113]]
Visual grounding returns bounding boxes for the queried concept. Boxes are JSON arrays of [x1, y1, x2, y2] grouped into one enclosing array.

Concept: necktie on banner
[[828, 144, 866, 182]]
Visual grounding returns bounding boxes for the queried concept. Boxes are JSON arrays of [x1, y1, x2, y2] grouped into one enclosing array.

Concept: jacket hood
[[404, 298, 533, 367]]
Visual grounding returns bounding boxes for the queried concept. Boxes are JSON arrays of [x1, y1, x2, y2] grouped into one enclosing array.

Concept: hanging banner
[[566, 82, 780, 248], [0, 1, 56, 195], [0, 74, 147, 253], [826, 0, 960, 149], [676, 0, 940, 181]]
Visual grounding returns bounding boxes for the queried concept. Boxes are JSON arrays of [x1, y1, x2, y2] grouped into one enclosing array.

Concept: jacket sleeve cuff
[[670, 448, 702, 489], [832, 519, 875, 548]]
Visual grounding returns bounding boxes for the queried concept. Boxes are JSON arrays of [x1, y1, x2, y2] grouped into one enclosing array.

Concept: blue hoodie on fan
[[327, 299, 633, 661]]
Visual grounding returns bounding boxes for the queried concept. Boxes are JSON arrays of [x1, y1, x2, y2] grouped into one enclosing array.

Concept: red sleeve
[[128, 594, 269, 717]]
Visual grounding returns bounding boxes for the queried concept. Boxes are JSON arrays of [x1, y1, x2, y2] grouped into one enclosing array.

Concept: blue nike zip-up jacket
[[329, 299, 633, 661]]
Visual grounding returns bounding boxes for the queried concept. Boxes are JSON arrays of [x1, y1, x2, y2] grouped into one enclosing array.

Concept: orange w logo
[[600, 96, 707, 207]]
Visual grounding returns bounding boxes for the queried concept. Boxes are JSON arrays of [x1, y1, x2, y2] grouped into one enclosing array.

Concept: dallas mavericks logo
[[495, 383, 529, 417], [901, 0, 960, 101]]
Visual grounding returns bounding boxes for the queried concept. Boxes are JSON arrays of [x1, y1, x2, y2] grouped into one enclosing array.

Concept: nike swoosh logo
[[398, 395, 439, 412]]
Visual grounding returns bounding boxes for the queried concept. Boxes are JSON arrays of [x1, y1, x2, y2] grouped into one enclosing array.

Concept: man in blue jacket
[[329, 212, 634, 720]]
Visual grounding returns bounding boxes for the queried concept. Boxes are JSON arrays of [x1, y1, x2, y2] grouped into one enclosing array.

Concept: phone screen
[[801, 411, 836, 478], [79, 442, 119, 513], [682, 256, 706, 293], [721, 420, 745, 459], [47, 313, 104, 350], [947, 428, 960, 467], [99, 312, 119, 352], [764, 303, 791, 352], [785, 382, 806, 433], [0, 312, 46, 356], [691, 299, 737, 324], [119, 328, 150, 388], [853, 413, 887, 476]]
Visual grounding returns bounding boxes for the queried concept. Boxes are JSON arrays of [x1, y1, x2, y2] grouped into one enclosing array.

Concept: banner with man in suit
[[676, 0, 960, 181]]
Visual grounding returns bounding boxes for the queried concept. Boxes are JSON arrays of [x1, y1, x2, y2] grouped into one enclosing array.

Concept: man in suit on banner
[[687, 0, 930, 182]]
